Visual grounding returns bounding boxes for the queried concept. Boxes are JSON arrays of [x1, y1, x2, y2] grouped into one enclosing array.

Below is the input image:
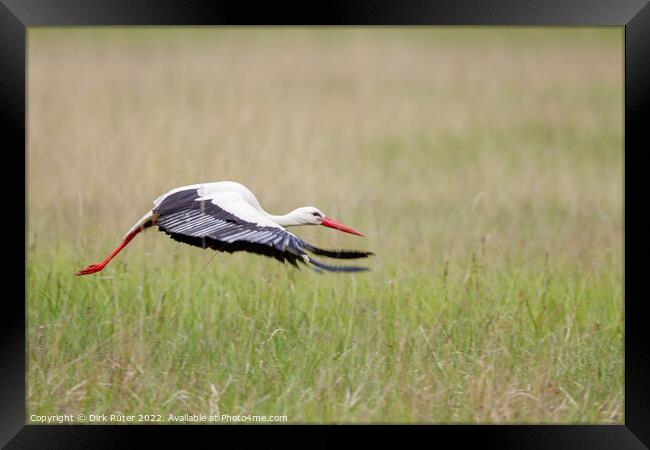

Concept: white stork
[[76, 181, 373, 275]]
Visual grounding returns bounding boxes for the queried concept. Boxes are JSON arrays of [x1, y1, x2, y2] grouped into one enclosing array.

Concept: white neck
[[267, 212, 301, 227]]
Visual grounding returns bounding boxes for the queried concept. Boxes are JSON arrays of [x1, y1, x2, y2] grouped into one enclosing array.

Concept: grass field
[[27, 28, 623, 423]]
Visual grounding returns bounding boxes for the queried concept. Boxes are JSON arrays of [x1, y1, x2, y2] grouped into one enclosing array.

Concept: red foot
[[76, 263, 106, 276], [75, 228, 142, 276]]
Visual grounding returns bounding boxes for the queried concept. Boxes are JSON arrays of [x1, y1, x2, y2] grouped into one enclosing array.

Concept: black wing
[[153, 189, 372, 273]]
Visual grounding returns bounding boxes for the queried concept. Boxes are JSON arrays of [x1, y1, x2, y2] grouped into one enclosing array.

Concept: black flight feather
[[154, 188, 373, 273]]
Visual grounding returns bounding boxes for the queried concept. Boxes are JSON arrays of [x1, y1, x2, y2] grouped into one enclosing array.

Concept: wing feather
[[152, 188, 372, 272]]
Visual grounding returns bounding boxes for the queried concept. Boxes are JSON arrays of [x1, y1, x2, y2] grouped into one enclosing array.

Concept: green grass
[[27, 27, 623, 423], [28, 247, 622, 423]]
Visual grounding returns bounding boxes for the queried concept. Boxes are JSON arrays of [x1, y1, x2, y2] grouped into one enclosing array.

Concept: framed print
[[2, 0, 648, 448]]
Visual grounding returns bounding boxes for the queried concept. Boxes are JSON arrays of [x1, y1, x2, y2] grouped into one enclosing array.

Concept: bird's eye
[[312, 212, 321, 217]]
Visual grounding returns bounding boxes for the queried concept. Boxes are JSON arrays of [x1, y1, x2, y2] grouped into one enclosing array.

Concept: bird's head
[[289, 207, 364, 236]]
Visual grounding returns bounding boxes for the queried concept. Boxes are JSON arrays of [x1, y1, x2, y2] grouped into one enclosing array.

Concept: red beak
[[321, 216, 365, 237]]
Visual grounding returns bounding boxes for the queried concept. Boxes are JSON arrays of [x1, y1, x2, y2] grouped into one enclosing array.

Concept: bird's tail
[[122, 211, 158, 240]]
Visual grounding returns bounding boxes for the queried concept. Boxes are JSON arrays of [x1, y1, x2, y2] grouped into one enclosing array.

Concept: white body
[[123, 181, 322, 240]]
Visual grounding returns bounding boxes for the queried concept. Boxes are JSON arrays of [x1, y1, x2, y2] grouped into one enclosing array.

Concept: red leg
[[76, 228, 142, 276]]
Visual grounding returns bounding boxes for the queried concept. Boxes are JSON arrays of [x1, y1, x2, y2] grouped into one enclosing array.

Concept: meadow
[[27, 28, 623, 423]]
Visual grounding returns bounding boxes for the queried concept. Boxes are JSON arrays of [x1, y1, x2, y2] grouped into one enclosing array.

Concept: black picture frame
[[2, 1, 648, 448]]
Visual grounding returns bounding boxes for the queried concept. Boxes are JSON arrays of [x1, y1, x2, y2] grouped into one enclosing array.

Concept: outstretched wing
[[152, 188, 372, 272]]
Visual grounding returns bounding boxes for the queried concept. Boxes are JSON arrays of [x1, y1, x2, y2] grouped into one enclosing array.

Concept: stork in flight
[[76, 181, 373, 275]]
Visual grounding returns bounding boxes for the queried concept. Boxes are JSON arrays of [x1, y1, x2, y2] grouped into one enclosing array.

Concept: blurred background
[[28, 28, 622, 268], [27, 28, 623, 423]]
